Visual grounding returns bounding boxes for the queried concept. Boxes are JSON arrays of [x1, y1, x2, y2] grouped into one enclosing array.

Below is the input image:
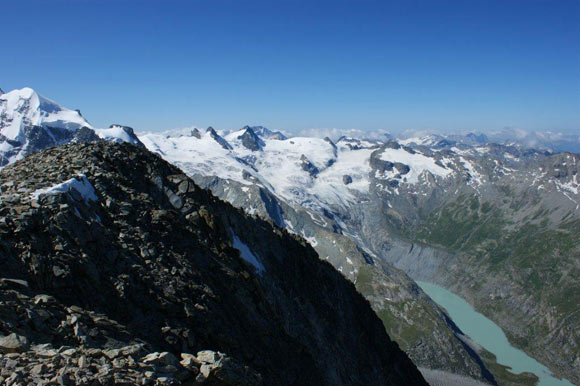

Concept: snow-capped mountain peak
[[0, 88, 145, 167], [94, 124, 143, 146], [237, 126, 265, 151], [251, 125, 287, 140], [0, 87, 92, 143]]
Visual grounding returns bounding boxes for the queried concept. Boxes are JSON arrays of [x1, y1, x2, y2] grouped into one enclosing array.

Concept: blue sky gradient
[[2, 0, 579, 133]]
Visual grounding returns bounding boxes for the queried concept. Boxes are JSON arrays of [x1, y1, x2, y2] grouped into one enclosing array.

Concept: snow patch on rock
[[31, 174, 98, 204], [232, 234, 265, 274]]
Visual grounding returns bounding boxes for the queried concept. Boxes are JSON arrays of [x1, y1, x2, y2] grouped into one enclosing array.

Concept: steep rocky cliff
[[191, 174, 497, 385], [149, 130, 497, 384], [0, 142, 427, 385], [164, 133, 579, 384]]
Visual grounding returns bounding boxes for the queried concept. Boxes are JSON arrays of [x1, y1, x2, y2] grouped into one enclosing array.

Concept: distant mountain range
[[1, 87, 578, 385], [396, 128, 580, 154]]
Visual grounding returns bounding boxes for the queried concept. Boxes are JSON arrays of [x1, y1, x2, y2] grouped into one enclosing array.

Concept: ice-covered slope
[[399, 129, 580, 153], [140, 127, 380, 213], [142, 126, 572, 223], [94, 124, 143, 145], [139, 128, 249, 184]]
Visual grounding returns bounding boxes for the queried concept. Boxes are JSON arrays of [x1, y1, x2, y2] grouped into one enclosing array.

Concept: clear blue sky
[[3, 0, 579, 133]]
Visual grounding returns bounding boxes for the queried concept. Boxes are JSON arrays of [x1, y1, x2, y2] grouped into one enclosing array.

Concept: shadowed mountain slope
[[0, 142, 427, 385]]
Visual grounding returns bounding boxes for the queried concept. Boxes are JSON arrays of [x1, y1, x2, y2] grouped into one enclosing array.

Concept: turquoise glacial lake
[[416, 281, 574, 386]]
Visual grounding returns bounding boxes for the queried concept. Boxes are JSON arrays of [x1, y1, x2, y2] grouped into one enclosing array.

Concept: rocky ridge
[[190, 174, 497, 385], [0, 142, 427, 385]]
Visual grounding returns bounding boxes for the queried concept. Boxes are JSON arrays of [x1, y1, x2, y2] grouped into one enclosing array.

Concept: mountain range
[[1, 87, 578, 385]]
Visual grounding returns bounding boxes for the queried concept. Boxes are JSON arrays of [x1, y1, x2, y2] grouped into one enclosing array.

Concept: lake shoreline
[[416, 281, 574, 386]]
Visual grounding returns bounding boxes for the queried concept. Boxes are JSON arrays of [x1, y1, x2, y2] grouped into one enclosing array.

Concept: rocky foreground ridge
[[0, 142, 427, 385]]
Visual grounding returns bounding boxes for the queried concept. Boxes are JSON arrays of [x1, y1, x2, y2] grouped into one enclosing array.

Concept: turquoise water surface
[[416, 281, 574, 386]]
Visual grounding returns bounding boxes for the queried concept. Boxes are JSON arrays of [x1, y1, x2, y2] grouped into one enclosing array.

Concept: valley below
[[417, 281, 573, 386]]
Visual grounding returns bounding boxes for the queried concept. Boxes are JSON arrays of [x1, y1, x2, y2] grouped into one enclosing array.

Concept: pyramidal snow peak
[[0, 87, 92, 142], [0, 88, 143, 167]]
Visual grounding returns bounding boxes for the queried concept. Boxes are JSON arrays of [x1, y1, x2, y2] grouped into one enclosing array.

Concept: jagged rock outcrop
[[238, 127, 264, 151], [0, 142, 427, 385], [190, 129, 201, 139], [300, 154, 319, 177], [250, 126, 286, 140], [206, 127, 232, 150]]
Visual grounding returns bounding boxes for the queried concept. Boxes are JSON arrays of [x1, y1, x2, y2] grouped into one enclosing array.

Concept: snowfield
[[381, 147, 452, 184], [141, 128, 376, 212]]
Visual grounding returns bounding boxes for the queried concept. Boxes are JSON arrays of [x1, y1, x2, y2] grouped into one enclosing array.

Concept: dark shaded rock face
[[324, 136, 337, 150], [250, 126, 287, 140], [300, 154, 320, 177], [72, 126, 102, 143], [26, 125, 101, 150], [393, 162, 410, 175], [370, 152, 394, 175], [238, 127, 264, 151], [190, 128, 202, 139], [0, 125, 102, 167], [24, 125, 75, 151], [384, 140, 401, 150], [207, 127, 232, 150], [0, 142, 427, 386]]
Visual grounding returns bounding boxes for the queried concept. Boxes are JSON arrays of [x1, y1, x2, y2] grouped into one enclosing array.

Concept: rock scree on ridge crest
[[0, 141, 427, 385]]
